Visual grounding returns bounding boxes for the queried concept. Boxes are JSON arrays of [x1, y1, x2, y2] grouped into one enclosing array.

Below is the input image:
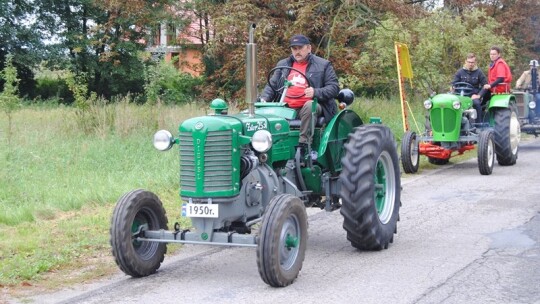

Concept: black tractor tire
[[110, 189, 168, 277], [339, 125, 401, 250], [257, 194, 308, 287], [428, 157, 449, 165], [401, 131, 420, 174], [493, 105, 520, 166], [477, 129, 495, 175]]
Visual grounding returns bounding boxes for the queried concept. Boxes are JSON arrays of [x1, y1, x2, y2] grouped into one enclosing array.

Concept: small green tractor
[[401, 82, 520, 175], [110, 24, 402, 287]]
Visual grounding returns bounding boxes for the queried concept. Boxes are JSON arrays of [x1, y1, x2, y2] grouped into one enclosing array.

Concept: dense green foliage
[[2, 0, 539, 105], [351, 9, 516, 96], [144, 58, 204, 104]]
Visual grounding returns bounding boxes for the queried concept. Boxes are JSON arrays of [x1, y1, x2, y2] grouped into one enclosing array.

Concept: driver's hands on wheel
[[304, 87, 314, 99]]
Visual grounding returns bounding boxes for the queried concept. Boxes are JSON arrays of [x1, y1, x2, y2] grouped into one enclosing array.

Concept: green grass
[[0, 96, 441, 290], [0, 102, 202, 286]]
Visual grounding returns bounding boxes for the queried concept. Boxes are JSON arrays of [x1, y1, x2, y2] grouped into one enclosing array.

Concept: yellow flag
[[395, 42, 413, 80]]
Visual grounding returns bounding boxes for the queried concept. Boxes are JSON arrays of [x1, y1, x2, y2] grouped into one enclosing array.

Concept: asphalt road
[[12, 137, 540, 304]]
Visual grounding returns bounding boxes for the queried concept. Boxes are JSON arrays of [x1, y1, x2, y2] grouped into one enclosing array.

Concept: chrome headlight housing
[[452, 100, 461, 109], [251, 130, 273, 152], [529, 101, 536, 109], [153, 130, 174, 151], [424, 99, 432, 109]]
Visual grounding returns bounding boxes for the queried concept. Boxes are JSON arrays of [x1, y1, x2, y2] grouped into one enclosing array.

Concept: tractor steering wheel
[[453, 82, 475, 96], [266, 66, 312, 99]]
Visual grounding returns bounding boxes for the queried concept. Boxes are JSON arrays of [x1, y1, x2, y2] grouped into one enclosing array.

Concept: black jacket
[[452, 66, 487, 95], [260, 54, 340, 123]]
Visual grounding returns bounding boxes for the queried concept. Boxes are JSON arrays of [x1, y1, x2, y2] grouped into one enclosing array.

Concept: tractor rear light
[[423, 99, 432, 109], [252, 130, 273, 152], [452, 101, 461, 109], [153, 130, 174, 151], [529, 101, 536, 109]]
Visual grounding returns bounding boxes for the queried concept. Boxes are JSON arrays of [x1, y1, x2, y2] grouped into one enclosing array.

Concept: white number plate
[[182, 203, 219, 218]]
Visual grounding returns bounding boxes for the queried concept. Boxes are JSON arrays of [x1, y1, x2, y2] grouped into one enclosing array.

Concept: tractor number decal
[[245, 121, 267, 132]]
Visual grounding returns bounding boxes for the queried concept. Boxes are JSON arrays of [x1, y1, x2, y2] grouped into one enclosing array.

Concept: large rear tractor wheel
[[401, 131, 420, 174], [477, 129, 495, 175], [493, 105, 520, 166], [257, 194, 308, 287], [339, 125, 401, 250], [110, 189, 168, 277]]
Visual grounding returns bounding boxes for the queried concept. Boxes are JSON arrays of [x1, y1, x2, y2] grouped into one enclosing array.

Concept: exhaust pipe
[[246, 23, 257, 117], [531, 60, 538, 95]]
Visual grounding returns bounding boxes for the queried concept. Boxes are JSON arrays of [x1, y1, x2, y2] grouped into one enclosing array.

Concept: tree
[[0, 0, 46, 97], [0, 54, 21, 147], [351, 9, 515, 97], [198, 0, 422, 104]]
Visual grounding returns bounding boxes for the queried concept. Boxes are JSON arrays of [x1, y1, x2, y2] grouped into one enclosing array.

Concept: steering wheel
[[453, 82, 475, 96], [266, 66, 312, 99]]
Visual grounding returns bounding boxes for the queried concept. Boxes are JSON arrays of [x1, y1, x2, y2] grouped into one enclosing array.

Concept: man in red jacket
[[484, 46, 512, 94], [472, 46, 513, 123]]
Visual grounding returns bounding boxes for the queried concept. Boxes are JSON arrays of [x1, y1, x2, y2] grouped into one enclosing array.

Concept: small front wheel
[[257, 194, 308, 287], [477, 129, 495, 175], [401, 131, 420, 173], [110, 189, 168, 277]]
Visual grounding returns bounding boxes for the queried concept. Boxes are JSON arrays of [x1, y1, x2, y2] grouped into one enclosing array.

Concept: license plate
[[182, 203, 219, 218]]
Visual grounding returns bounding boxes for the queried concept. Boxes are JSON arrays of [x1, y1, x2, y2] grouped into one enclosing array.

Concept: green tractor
[[401, 82, 520, 175], [110, 24, 402, 287]]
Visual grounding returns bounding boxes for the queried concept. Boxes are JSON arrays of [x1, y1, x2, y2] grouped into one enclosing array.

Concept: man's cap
[[289, 34, 310, 47]]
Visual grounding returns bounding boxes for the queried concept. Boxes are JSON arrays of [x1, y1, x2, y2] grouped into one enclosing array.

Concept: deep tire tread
[[339, 125, 401, 251], [493, 106, 519, 166], [110, 189, 168, 277]]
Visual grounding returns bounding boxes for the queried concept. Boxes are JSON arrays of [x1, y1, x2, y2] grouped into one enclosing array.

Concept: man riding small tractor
[[513, 60, 540, 136], [401, 81, 520, 175], [110, 24, 402, 287]]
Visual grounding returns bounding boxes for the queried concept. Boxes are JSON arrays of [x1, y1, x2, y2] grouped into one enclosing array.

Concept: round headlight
[[424, 99, 432, 109], [252, 130, 272, 152], [452, 100, 461, 109], [529, 101, 536, 109], [153, 130, 174, 151]]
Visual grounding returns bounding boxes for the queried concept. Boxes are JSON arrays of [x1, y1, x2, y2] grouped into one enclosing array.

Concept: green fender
[[316, 110, 363, 173], [488, 94, 515, 109]]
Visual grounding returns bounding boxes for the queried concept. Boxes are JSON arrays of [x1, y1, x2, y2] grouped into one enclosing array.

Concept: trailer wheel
[[493, 105, 520, 166], [477, 129, 495, 175], [401, 131, 419, 173], [110, 189, 168, 277], [257, 194, 307, 287], [340, 125, 401, 250]]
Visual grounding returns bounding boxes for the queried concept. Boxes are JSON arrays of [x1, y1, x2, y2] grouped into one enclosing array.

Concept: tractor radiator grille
[[431, 108, 458, 133], [179, 130, 233, 193]]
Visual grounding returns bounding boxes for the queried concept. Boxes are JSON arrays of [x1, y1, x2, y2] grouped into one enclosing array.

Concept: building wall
[[165, 48, 203, 76]]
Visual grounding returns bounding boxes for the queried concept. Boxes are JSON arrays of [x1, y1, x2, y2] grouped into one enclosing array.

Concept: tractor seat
[[288, 116, 326, 129]]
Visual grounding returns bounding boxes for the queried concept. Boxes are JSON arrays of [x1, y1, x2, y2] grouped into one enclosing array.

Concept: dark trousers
[[473, 89, 492, 123]]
